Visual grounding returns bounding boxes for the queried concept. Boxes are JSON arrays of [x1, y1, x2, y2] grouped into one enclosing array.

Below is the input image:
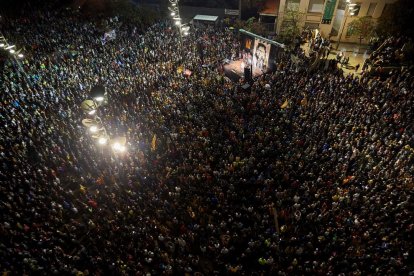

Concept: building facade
[[263, 0, 397, 44]]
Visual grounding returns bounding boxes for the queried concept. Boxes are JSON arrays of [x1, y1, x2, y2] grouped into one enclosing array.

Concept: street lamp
[[111, 137, 127, 153], [80, 88, 127, 154], [0, 34, 24, 59], [98, 136, 108, 145]]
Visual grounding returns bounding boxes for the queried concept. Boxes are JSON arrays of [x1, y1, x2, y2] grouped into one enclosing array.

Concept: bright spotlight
[[98, 137, 107, 145], [18, 53, 24, 58], [171, 12, 175, 16], [183, 32, 189, 36], [88, 110, 96, 115], [0, 43, 5, 47], [95, 96, 104, 102], [90, 125, 98, 133], [9, 49, 15, 54], [175, 21, 181, 26]]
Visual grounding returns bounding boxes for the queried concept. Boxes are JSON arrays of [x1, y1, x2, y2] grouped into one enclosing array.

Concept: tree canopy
[[347, 16, 375, 45]]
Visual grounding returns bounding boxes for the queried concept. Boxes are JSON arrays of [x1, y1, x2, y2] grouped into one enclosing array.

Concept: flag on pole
[[80, 185, 86, 193], [281, 99, 289, 109], [101, 30, 117, 45]]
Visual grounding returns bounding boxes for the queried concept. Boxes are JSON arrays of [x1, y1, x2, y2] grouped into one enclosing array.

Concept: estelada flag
[[151, 134, 157, 151], [281, 99, 289, 109]]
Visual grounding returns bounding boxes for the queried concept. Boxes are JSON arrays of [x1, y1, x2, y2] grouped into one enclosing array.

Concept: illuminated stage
[[223, 59, 268, 81], [223, 29, 285, 82]]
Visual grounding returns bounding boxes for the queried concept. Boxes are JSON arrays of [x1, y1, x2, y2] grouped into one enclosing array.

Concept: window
[[367, 3, 376, 16], [349, 3, 361, 16], [308, 0, 325, 13], [286, 0, 300, 11]]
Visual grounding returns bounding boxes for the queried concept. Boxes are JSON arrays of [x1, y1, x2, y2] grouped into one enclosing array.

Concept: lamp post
[[81, 85, 127, 154], [336, 0, 356, 50], [0, 33, 24, 59], [169, 0, 190, 67]]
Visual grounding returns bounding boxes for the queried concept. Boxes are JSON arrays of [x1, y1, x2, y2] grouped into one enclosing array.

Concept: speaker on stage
[[244, 67, 251, 81]]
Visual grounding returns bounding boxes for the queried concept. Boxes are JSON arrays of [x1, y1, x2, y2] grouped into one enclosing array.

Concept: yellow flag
[[80, 185, 86, 193], [151, 134, 157, 151], [281, 99, 289, 109]]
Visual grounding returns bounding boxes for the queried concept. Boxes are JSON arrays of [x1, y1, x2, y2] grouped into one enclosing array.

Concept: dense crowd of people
[[367, 36, 413, 71], [1, 8, 413, 276]]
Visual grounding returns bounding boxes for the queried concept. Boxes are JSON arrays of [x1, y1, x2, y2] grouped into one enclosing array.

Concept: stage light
[[95, 96, 104, 102], [183, 32, 189, 36], [0, 43, 5, 48], [18, 54, 24, 58], [171, 12, 176, 16], [175, 21, 181, 26], [88, 110, 96, 115], [9, 49, 15, 54]]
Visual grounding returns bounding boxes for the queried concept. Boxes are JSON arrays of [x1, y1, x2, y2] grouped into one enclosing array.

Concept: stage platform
[[223, 59, 267, 82]]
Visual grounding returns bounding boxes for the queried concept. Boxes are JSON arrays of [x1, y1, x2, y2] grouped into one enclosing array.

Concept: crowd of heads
[[368, 36, 412, 68], [1, 7, 413, 276]]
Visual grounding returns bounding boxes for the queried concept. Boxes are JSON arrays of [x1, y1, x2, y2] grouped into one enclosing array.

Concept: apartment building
[[259, 0, 397, 44]]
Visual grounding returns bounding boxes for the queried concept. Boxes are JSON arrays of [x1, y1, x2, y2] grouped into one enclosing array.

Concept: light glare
[[98, 137, 107, 145], [112, 143, 126, 152], [90, 126, 98, 133]]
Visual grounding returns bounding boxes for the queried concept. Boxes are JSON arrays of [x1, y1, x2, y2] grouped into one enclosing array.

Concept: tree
[[233, 17, 266, 36], [279, 7, 305, 45], [347, 16, 375, 45]]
